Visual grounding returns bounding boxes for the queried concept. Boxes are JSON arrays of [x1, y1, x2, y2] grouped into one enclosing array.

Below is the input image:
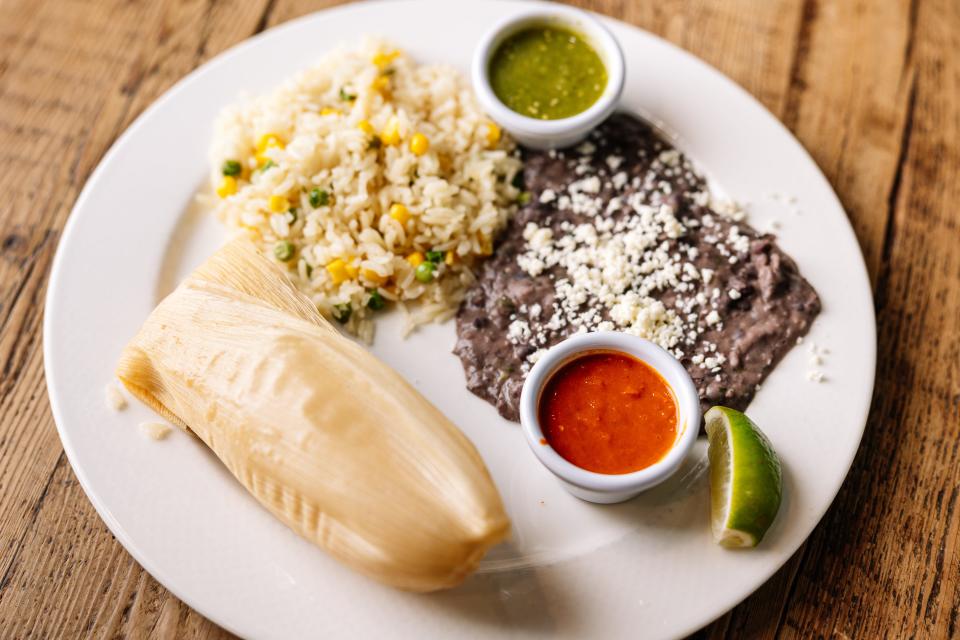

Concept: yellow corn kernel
[[388, 203, 410, 225], [371, 75, 391, 94], [381, 116, 401, 146], [484, 121, 501, 146], [320, 107, 341, 116], [409, 132, 429, 156], [345, 261, 360, 279], [326, 259, 349, 285], [444, 250, 456, 266], [217, 176, 237, 198], [357, 120, 375, 135], [372, 50, 400, 69], [268, 195, 290, 213], [256, 133, 284, 153], [479, 235, 493, 256], [255, 133, 284, 165], [362, 268, 386, 285], [406, 252, 424, 268]]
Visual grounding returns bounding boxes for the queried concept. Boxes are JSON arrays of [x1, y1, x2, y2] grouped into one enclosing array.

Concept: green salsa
[[489, 26, 607, 120]]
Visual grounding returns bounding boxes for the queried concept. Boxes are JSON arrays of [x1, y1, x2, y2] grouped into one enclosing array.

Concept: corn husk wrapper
[[116, 239, 509, 591]]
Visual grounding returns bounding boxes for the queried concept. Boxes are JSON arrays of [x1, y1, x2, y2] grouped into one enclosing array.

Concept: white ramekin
[[519, 332, 702, 504], [471, 5, 625, 150]]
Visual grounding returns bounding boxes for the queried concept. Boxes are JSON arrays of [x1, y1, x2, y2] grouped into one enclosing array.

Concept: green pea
[[339, 87, 356, 101], [222, 160, 242, 176], [415, 261, 435, 283], [517, 191, 531, 205], [332, 303, 352, 323], [309, 188, 330, 207], [273, 241, 294, 262], [425, 250, 443, 263], [366, 290, 386, 311]]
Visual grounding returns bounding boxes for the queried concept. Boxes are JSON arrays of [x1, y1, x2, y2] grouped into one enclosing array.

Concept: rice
[[104, 382, 127, 411], [139, 422, 172, 441], [207, 38, 522, 340]]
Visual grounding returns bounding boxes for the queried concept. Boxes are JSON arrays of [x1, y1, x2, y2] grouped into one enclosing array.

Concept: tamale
[[116, 239, 509, 591]]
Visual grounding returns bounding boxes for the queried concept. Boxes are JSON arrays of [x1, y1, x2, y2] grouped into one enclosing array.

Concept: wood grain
[[0, 0, 956, 638]]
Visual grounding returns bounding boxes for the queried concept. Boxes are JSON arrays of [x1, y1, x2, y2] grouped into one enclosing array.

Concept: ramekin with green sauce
[[472, 5, 625, 149]]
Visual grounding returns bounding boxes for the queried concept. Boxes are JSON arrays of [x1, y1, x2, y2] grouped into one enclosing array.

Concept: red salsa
[[538, 351, 678, 474]]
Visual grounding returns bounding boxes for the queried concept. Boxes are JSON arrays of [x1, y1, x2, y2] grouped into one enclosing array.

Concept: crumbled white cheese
[[508, 319, 531, 342], [727, 225, 750, 253], [691, 191, 710, 207], [539, 189, 557, 204], [504, 133, 759, 367], [527, 348, 547, 365], [579, 176, 601, 194], [658, 150, 681, 167], [712, 197, 747, 221], [703, 355, 726, 370]]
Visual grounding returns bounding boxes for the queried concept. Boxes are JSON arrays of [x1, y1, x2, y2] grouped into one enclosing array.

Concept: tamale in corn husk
[[116, 239, 509, 591]]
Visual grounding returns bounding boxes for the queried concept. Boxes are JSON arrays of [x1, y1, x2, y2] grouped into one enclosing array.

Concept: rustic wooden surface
[[0, 0, 956, 637]]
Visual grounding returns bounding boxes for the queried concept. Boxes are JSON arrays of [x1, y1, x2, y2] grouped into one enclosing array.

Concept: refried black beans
[[454, 114, 821, 422]]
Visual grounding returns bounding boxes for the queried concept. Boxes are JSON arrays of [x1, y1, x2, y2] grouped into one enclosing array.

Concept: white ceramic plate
[[43, 1, 876, 638]]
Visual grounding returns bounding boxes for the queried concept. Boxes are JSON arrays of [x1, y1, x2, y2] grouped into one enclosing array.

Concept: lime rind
[[705, 406, 783, 548]]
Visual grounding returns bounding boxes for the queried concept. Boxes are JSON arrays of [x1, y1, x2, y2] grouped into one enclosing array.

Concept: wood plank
[[265, 0, 352, 27], [575, 0, 805, 117], [0, 0, 270, 636], [266, 0, 805, 115], [780, 0, 917, 283], [0, 452, 234, 639], [777, 0, 960, 636], [0, 0, 167, 594]]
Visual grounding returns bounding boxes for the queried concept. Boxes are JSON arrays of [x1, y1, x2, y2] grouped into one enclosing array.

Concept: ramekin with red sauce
[[519, 332, 701, 503]]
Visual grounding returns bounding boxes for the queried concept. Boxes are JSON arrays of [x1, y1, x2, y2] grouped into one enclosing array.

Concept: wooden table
[[1, 0, 957, 637]]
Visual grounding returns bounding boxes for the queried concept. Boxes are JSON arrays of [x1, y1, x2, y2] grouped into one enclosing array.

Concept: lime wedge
[[705, 406, 782, 548]]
